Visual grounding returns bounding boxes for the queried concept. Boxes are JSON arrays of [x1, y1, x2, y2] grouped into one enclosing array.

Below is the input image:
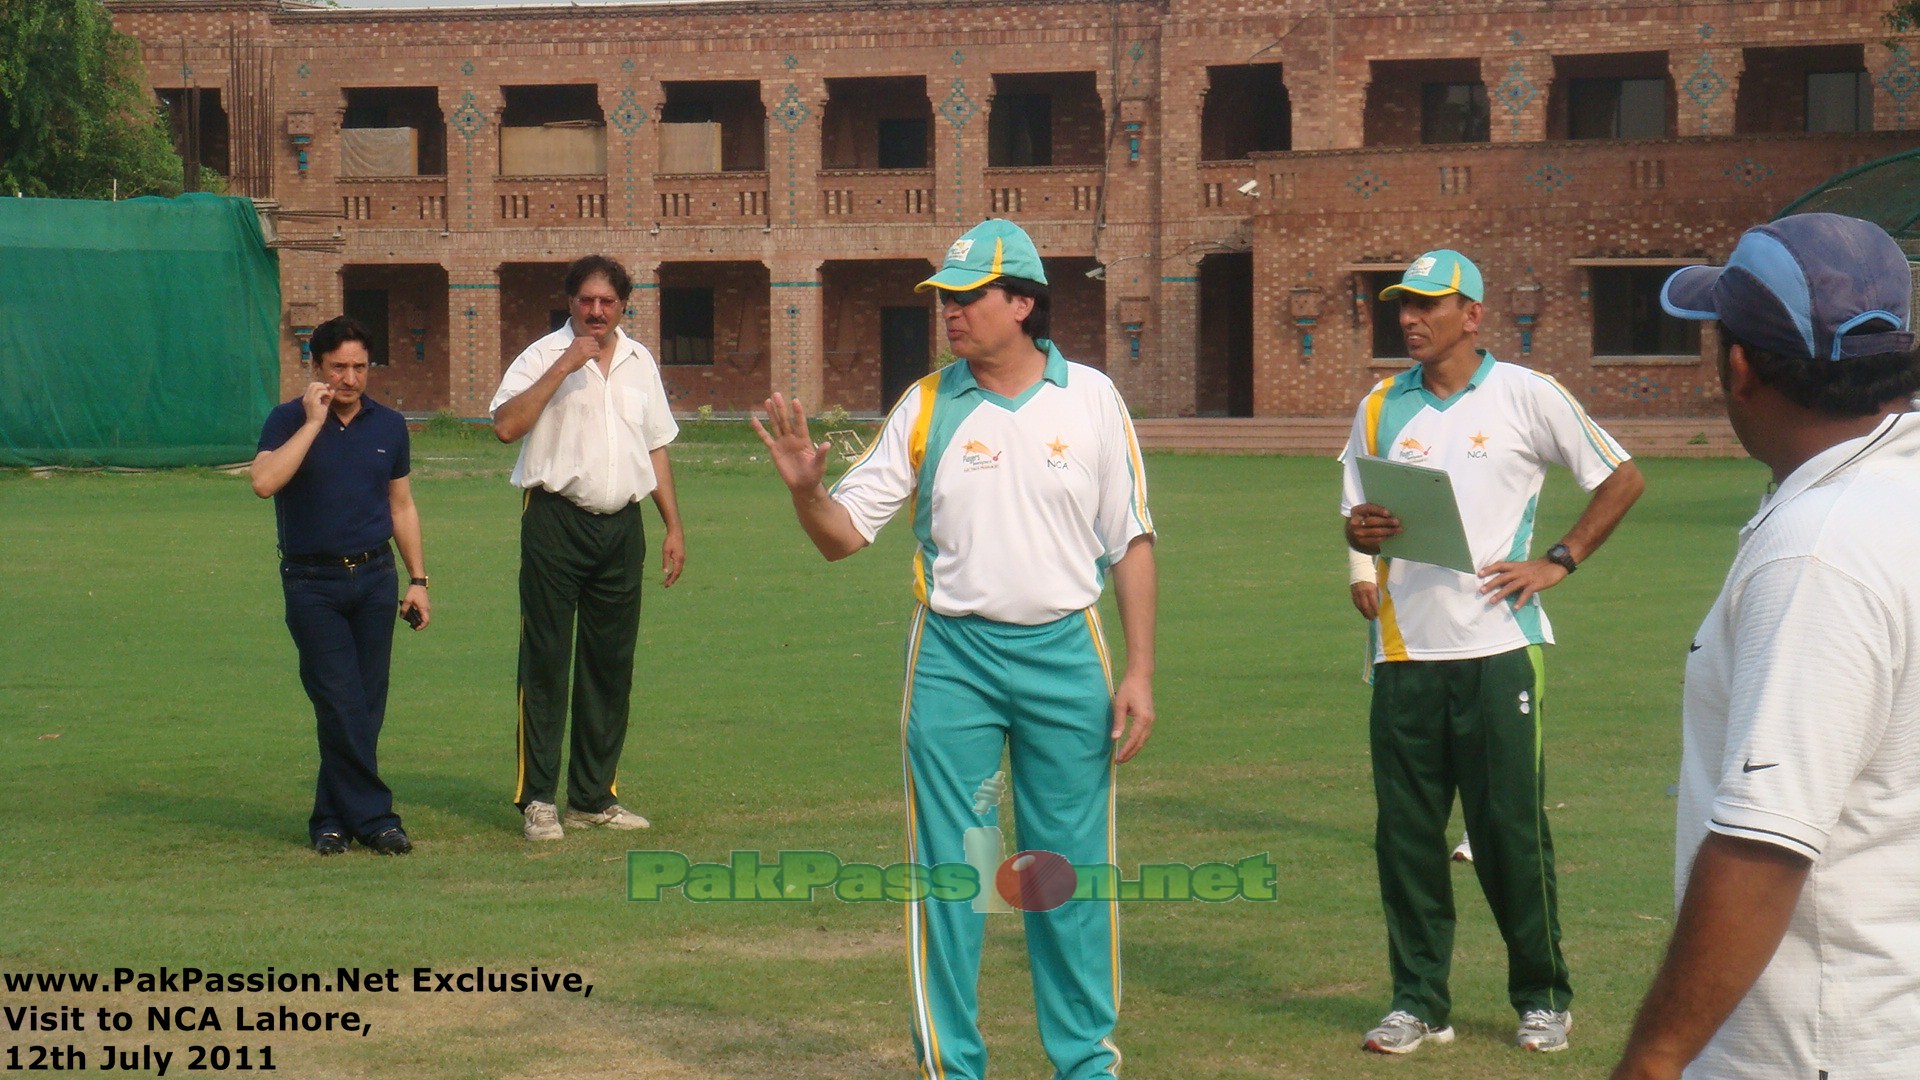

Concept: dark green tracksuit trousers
[[1369, 645, 1572, 1027], [514, 487, 645, 814]]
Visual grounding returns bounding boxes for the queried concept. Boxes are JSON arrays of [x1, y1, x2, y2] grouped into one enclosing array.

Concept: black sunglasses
[[941, 286, 995, 307]]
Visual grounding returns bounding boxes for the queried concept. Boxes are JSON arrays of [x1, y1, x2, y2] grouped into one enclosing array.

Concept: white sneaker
[[1516, 1009, 1573, 1052], [1452, 836, 1474, 863], [522, 801, 563, 841], [564, 803, 651, 830], [1363, 1010, 1455, 1054]]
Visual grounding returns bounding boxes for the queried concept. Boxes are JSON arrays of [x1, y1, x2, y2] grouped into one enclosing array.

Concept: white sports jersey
[[491, 324, 679, 515], [1677, 413, 1920, 1080], [1340, 353, 1628, 662], [831, 343, 1152, 625]]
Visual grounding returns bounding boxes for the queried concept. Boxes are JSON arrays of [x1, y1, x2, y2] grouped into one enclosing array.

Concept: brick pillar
[[448, 267, 502, 417], [1100, 87, 1170, 412], [628, 261, 661, 374], [1672, 47, 1742, 136], [445, 83, 500, 235], [930, 67, 987, 227], [1486, 51, 1548, 143], [1867, 41, 1920, 131], [766, 73, 825, 230], [601, 76, 659, 232], [1321, 55, 1372, 150], [768, 258, 824, 404]]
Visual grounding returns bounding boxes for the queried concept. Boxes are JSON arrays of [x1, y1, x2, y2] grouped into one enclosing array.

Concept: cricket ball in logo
[[960, 439, 1002, 471], [997, 849, 1077, 912]]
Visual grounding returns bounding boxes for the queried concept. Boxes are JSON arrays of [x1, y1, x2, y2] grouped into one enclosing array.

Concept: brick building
[[109, 0, 1920, 419]]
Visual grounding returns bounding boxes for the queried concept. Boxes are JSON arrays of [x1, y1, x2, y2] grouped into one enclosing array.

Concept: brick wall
[[110, 0, 1920, 419]]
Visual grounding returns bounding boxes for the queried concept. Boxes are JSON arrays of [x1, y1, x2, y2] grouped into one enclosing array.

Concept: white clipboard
[[1355, 455, 1475, 574]]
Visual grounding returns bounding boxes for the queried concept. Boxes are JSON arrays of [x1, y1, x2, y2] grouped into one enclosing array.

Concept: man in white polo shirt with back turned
[[1611, 214, 1920, 1080]]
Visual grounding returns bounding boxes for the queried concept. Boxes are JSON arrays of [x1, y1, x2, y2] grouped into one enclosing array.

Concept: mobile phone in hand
[[402, 605, 423, 630]]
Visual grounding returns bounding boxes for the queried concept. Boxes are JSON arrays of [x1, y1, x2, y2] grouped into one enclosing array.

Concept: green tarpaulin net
[[0, 193, 279, 467], [1778, 147, 1920, 261]]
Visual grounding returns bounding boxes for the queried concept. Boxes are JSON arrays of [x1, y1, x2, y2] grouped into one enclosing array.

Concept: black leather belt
[[282, 546, 390, 567]]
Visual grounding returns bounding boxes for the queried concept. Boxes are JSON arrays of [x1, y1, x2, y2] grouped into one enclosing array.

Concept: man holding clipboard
[[1341, 250, 1644, 1055]]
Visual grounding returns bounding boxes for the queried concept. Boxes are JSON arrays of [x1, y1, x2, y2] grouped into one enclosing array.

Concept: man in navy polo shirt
[[251, 315, 430, 856]]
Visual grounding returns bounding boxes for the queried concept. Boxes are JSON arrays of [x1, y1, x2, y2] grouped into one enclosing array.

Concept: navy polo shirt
[[258, 396, 411, 557]]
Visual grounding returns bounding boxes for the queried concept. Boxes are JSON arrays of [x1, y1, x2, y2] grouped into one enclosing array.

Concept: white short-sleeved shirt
[[1676, 413, 1920, 1080], [830, 342, 1152, 625], [1339, 353, 1629, 662], [490, 323, 679, 515]]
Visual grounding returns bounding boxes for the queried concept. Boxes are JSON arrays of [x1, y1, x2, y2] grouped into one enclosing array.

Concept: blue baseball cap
[[917, 219, 1049, 292], [1661, 213, 1915, 361], [1379, 250, 1484, 302]]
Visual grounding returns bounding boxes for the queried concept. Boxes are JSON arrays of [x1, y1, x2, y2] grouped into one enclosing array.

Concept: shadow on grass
[[99, 789, 301, 846]]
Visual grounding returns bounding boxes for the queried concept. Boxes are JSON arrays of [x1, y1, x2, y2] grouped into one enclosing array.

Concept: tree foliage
[[0, 0, 188, 199], [1891, 1, 1920, 35]]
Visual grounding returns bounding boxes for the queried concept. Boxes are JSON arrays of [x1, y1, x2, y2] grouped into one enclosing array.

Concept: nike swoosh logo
[[1742, 760, 1780, 773], [1689, 642, 1703, 653]]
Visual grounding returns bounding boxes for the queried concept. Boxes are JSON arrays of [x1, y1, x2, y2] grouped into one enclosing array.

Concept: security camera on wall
[[1237, 179, 1260, 197]]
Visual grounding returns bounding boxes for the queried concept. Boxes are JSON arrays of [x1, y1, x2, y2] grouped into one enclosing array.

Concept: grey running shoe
[[1452, 835, 1474, 863], [1363, 1010, 1455, 1054], [564, 803, 651, 830], [1516, 1009, 1573, 1052], [523, 800, 564, 841]]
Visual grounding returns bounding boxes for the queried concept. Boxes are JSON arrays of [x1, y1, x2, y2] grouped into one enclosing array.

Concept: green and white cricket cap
[[917, 219, 1049, 292], [1379, 249, 1484, 302]]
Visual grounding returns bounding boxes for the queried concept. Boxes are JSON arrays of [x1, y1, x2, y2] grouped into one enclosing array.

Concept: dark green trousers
[[514, 487, 645, 813], [1369, 645, 1572, 1027]]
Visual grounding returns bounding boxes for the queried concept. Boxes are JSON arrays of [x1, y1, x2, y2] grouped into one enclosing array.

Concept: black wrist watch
[[1544, 544, 1578, 574], [410, 576, 430, 588]]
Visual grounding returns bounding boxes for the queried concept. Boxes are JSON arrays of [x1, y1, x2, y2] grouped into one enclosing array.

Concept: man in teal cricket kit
[[754, 219, 1157, 1080], [1344, 249, 1644, 1055]]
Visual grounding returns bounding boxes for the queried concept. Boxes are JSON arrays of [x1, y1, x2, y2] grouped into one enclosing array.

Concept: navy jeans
[[281, 551, 401, 842]]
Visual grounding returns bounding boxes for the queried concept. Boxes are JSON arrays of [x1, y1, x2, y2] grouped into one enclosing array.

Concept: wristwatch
[[1544, 544, 1578, 575], [410, 576, 430, 588]]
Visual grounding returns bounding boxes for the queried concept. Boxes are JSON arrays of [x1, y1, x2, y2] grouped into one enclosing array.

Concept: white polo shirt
[[1339, 353, 1629, 662], [830, 342, 1153, 625], [1676, 413, 1920, 1080], [490, 323, 679, 515]]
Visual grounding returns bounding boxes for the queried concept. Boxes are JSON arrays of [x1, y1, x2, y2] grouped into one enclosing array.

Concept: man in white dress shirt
[[490, 255, 686, 841]]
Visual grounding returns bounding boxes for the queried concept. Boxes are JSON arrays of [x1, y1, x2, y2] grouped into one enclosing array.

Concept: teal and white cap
[[1379, 249, 1485, 302], [917, 219, 1049, 292]]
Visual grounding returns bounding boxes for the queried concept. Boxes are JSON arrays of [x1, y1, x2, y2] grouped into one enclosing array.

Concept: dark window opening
[[990, 93, 1053, 166], [342, 87, 446, 176], [1807, 70, 1872, 132], [155, 87, 230, 178], [1568, 77, 1667, 139], [1364, 272, 1409, 360], [661, 82, 765, 172], [343, 289, 392, 366], [1421, 83, 1489, 144], [1201, 65, 1291, 160], [1591, 268, 1700, 357], [660, 287, 715, 365], [878, 118, 930, 169]]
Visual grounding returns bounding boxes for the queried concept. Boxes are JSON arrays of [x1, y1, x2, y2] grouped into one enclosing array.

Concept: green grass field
[[0, 425, 1769, 1078]]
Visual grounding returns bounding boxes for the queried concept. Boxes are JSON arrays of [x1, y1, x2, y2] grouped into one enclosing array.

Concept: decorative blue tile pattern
[[938, 79, 976, 129], [450, 91, 487, 139], [1698, 23, 1714, 39], [1684, 53, 1726, 132], [295, 63, 310, 79], [1879, 46, 1919, 123], [783, 54, 798, 70], [1526, 163, 1570, 191], [1507, 29, 1525, 45], [179, 63, 193, 80], [621, 57, 636, 73], [460, 60, 475, 77], [951, 49, 965, 65], [773, 83, 811, 133], [609, 86, 647, 136], [1493, 62, 1537, 135], [1347, 169, 1387, 199], [1724, 157, 1773, 187]]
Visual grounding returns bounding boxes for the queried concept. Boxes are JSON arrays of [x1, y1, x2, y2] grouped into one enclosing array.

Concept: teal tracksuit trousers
[[901, 605, 1122, 1080]]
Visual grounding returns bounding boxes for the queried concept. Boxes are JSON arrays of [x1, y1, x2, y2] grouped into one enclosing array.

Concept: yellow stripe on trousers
[[897, 606, 944, 1080]]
